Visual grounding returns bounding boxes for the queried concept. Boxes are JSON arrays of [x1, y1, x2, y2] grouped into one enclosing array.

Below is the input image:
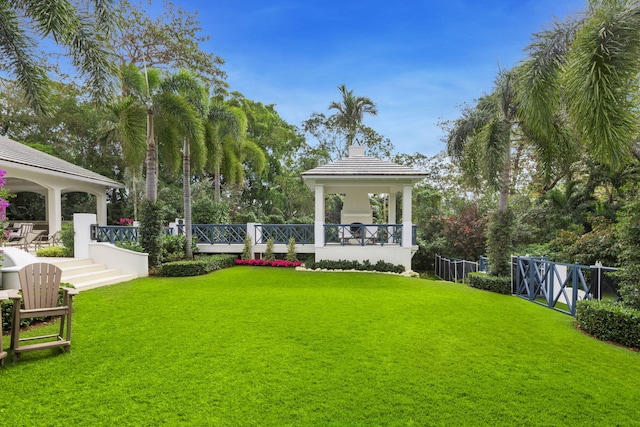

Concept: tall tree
[[0, 0, 119, 113], [112, 0, 226, 91], [99, 96, 147, 219], [446, 70, 520, 275], [328, 84, 378, 148]]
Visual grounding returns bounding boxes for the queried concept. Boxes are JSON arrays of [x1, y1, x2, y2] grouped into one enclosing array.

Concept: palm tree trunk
[[183, 139, 193, 260], [132, 170, 138, 220], [214, 166, 221, 203], [498, 143, 511, 212], [145, 110, 158, 202]]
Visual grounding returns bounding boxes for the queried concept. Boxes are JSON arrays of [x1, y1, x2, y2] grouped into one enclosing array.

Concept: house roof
[[0, 135, 123, 188], [301, 146, 428, 179]]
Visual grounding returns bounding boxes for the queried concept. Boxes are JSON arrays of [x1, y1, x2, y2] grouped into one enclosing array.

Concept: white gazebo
[[0, 135, 123, 234], [301, 145, 428, 271]]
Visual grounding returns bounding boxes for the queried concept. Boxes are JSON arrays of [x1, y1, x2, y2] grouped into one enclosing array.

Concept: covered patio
[[0, 135, 122, 235]]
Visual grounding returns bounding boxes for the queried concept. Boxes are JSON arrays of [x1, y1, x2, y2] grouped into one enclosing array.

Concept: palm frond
[[564, 2, 640, 167], [0, 3, 51, 114]]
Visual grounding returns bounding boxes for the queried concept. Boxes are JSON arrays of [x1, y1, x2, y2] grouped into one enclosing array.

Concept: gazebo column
[[401, 184, 412, 248], [46, 187, 62, 234], [389, 192, 397, 225], [96, 191, 108, 225], [314, 184, 325, 247]]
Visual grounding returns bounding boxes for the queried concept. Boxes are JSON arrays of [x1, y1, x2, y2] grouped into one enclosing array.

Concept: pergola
[[0, 135, 123, 234], [301, 145, 428, 270]]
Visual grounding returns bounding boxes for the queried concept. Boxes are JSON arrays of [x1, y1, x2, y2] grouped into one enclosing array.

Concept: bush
[[468, 273, 511, 295], [304, 259, 405, 274], [139, 200, 163, 267], [241, 235, 252, 260], [160, 254, 237, 277], [486, 209, 513, 277], [235, 259, 301, 268], [60, 222, 75, 256], [286, 238, 297, 262], [36, 246, 71, 257], [116, 240, 145, 253], [576, 300, 640, 349], [264, 238, 275, 261], [161, 234, 198, 262]]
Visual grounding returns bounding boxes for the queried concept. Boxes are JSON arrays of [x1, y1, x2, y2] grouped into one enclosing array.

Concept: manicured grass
[[1, 267, 639, 426]]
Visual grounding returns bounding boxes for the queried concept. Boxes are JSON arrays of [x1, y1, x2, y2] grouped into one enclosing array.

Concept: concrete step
[[72, 274, 137, 292], [59, 263, 107, 278], [36, 257, 138, 291]]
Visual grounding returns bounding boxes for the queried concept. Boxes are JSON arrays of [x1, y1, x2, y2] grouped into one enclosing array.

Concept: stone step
[[36, 257, 138, 291], [72, 274, 138, 292]]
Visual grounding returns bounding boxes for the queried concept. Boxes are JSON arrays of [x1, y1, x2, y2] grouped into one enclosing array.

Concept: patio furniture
[[34, 230, 61, 249], [7, 223, 33, 242], [4, 230, 44, 251], [10, 263, 79, 362], [0, 290, 19, 365]]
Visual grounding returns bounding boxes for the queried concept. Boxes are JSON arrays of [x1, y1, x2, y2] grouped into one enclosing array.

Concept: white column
[[96, 191, 108, 225], [74, 213, 97, 259], [389, 192, 397, 224], [314, 184, 325, 247], [401, 185, 412, 248], [46, 187, 62, 234]]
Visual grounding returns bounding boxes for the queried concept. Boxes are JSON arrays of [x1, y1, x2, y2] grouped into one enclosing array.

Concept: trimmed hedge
[[35, 246, 71, 257], [160, 254, 237, 277], [468, 273, 511, 294], [576, 300, 640, 349], [305, 259, 405, 274]]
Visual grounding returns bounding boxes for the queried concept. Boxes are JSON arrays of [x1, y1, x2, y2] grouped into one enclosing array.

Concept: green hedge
[[35, 246, 72, 257], [576, 300, 640, 349], [160, 254, 237, 277], [468, 273, 512, 295], [305, 259, 405, 274]]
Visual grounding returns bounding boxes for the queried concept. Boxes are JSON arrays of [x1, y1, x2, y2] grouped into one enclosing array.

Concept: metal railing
[[324, 224, 403, 246], [434, 254, 479, 282], [91, 225, 138, 244], [513, 256, 618, 316], [255, 224, 314, 244], [177, 224, 247, 244], [94, 223, 417, 247]]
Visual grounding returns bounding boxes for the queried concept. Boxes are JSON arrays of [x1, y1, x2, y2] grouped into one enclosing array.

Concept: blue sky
[[171, 1, 587, 156]]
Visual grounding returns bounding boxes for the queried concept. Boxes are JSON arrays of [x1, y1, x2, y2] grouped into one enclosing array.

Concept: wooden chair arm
[[62, 287, 79, 297]]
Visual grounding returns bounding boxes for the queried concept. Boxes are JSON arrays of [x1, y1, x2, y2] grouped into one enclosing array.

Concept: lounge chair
[[10, 263, 78, 362]]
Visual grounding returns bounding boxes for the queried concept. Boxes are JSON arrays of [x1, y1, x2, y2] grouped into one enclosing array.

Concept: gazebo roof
[[301, 146, 428, 181], [0, 135, 123, 188]]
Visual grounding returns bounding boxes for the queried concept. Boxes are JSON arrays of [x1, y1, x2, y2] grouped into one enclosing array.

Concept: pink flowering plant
[[117, 217, 134, 226], [235, 259, 301, 268]]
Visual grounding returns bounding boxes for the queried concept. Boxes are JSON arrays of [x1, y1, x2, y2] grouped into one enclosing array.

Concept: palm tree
[[328, 84, 378, 148], [0, 0, 118, 114], [517, 0, 640, 168], [205, 104, 266, 202], [99, 96, 147, 219], [447, 70, 518, 213]]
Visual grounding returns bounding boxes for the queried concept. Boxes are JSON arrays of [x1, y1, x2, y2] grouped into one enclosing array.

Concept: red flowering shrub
[[235, 259, 301, 268]]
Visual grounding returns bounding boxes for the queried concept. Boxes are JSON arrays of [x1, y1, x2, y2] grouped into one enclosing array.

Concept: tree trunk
[[145, 110, 157, 202], [498, 142, 511, 212], [132, 170, 138, 220], [183, 139, 193, 260], [214, 165, 221, 203]]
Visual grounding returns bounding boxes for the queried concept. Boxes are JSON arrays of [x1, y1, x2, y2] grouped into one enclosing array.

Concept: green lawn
[[1, 267, 639, 426]]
